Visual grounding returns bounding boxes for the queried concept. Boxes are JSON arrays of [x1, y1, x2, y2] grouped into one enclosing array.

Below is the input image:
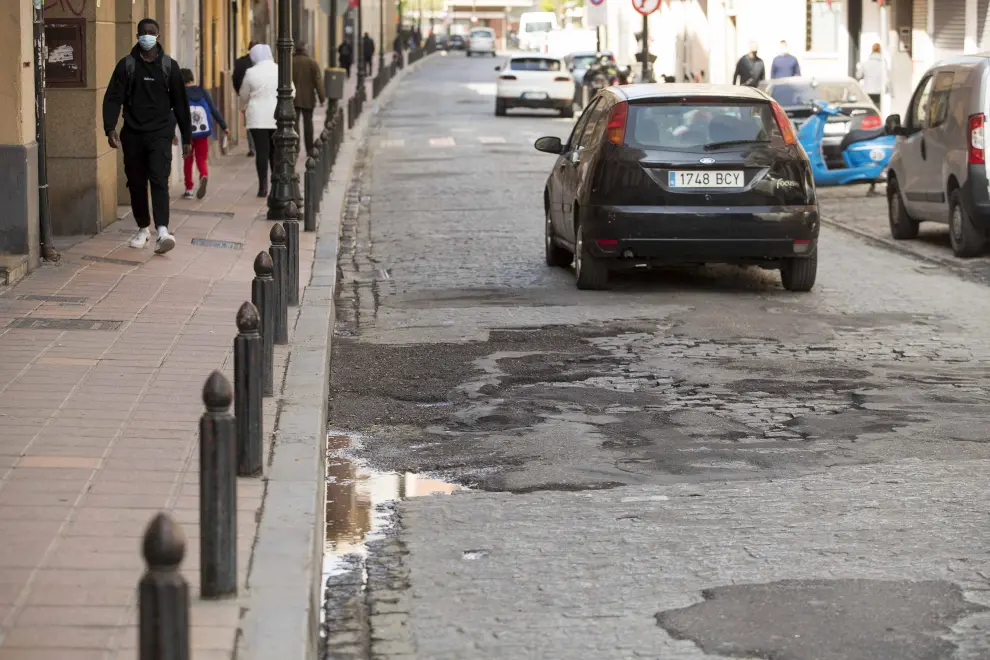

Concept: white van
[[518, 12, 558, 52]]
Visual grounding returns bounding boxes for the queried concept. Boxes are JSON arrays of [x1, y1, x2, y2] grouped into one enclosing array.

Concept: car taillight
[[605, 102, 628, 145], [499, 75, 517, 80], [969, 113, 985, 164], [770, 101, 797, 146], [554, 76, 571, 82], [860, 114, 882, 130]]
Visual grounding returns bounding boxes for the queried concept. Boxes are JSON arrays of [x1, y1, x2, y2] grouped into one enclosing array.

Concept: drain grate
[[7, 317, 123, 331], [81, 255, 142, 266], [191, 238, 243, 250], [17, 294, 88, 303], [175, 209, 236, 218]]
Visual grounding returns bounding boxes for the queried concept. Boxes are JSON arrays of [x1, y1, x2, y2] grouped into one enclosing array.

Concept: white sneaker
[[155, 229, 176, 255], [128, 228, 150, 249]]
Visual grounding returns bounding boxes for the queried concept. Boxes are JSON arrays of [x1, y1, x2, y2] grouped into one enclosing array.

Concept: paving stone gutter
[[236, 54, 436, 660]]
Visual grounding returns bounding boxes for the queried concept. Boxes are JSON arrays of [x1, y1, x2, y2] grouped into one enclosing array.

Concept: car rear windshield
[[471, 29, 493, 37], [525, 22, 553, 32], [625, 102, 784, 152], [572, 54, 614, 69], [770, 81, 869, 106], [510, 58, 562, 72]]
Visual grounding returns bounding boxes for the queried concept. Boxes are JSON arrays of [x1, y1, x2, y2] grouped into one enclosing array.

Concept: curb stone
[[236, 52, 438, 660]]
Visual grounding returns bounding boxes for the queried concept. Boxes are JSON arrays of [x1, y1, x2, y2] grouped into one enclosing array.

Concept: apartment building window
[[806, 0, 843, 53]]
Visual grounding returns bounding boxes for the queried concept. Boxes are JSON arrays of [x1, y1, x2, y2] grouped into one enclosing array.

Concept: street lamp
[[268, 0, 302, 219]]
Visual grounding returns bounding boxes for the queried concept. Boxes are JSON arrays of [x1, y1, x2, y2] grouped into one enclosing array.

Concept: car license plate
[[668, 171, 744, 188], [522, 92, 548, 100], [824, 121, 850, 135]]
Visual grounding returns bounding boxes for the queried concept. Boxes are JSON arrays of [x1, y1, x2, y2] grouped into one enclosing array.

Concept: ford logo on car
[[699, 157, 715, 164]]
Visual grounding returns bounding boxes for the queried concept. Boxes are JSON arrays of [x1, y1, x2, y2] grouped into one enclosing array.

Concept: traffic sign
[[589, 0, 604, 6], [632, 0, 660, 15]]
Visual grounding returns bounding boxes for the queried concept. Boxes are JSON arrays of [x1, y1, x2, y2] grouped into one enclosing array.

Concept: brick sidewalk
[[0, 81, 371, 656]]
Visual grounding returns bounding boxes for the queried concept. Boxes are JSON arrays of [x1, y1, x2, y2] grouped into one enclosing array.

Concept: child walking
[[181, 68, 229, 199]]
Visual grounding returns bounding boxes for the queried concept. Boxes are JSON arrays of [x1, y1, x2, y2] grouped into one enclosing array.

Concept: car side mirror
[[885, 114, 904, 136], [534, 136, 564, 154], [495, 66, 501, 71]]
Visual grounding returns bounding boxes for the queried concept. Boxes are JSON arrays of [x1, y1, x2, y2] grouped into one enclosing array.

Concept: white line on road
[[429, 137, 457, 147], [478, 137, 506, 144], [380, 139, 406, 148]]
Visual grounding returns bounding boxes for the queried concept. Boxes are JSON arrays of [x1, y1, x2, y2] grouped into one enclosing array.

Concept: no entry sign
[[632, 0, 661, 15]]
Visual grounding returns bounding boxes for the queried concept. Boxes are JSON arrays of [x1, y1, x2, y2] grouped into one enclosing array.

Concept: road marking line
[[429, 137, 457, 147], [478, 137, 506, 144], [380, 139, 405, 148]]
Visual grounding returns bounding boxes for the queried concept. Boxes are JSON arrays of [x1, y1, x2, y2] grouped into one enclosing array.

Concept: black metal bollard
[[139, 512, 189, 660], [251, 252, 275, 397], [199, 371, 237, 599], [269, 223, 289, 345], [234, 301, 263, 477], [304, 157, 317, 233], [284, 201, 300, 306]]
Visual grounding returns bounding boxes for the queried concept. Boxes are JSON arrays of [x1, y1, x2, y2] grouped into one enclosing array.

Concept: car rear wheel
[[887, 178, 919, 240], [545, 211, 572, 267], [949, 189, 985, 258], [574, 219, 608, 290], [495, 99, 507, 116], [560, 105, 574, 119], [780, 251, 817, 292]]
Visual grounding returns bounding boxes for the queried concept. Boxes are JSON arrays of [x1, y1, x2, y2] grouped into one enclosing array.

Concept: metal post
[[304, 157, 317, 232], [312, 137, 323, 203], [284, 202, 301, 306], [330, 0, 338, 68], [640, 14, 650, 83], [139, 513, 189, 660], [33, 0, 58, 263], [251, 252, 275, 397], [199, 371, 237, 599], [267, 0, 299, 220], [269, 223, 289, 344], [379, 0, 386, 71], [234, 302, 264, 477]]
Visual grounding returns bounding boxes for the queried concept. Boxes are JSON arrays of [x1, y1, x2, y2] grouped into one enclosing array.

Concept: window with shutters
[[934, 0, 966, 53], [806, 0, 843, 53]]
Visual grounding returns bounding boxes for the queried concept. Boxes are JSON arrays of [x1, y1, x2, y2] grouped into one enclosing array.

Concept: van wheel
[[495, 99, 507, 116], [949, 189, 985, 258], [545, 210, 572, 267], [887, 178, 919, 240], [560, 105, 574, 119], [780, 251, 817, 292], [574, 219, 609, 290]]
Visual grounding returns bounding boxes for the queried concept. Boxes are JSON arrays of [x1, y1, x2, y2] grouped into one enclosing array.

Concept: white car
[[466, 28, 497, 57], [495, 55, 574, 117]]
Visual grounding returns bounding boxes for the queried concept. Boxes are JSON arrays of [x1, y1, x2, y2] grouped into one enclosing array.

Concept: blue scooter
[[796, 101, 895, 191]]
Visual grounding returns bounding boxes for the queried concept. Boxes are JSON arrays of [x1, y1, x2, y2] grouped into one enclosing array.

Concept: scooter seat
[[839, 127, 887, 152]]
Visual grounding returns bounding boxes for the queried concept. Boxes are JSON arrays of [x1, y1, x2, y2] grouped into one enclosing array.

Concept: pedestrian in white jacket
[[856, 43, 888, 108], [239, 44, 294, 197]]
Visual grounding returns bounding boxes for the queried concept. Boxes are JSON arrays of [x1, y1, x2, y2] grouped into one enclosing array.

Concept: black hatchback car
[[534, 84, 820, 290]]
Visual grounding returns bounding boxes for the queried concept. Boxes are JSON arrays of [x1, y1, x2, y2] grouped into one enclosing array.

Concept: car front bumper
[[584, 204, 820, 262]]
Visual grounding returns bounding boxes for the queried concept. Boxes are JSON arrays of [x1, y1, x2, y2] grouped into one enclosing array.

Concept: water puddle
[[323, 431, 464, 580]]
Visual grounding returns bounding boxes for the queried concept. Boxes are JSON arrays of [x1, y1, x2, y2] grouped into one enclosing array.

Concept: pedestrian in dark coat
[[292, 44, 326, 158], [362, 33, 375, 77], [102, 17, 191, 256], [732, 42, 766, 87], [338, 39, 354, 78]]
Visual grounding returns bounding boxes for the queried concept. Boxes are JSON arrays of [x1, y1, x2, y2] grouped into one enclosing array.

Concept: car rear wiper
[[704, 139, 771, 151]]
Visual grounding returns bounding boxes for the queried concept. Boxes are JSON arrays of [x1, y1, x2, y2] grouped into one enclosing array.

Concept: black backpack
[[124, 53, 172, 102]]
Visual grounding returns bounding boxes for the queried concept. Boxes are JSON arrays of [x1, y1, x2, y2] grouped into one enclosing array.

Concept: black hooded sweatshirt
[[102, 43, 192, 145]]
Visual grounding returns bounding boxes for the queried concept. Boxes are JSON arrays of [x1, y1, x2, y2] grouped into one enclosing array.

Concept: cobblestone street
[[323, 55, 990, 659]]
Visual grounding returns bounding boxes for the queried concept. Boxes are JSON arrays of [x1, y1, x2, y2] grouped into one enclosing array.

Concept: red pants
[[183, 136, 210, 190]]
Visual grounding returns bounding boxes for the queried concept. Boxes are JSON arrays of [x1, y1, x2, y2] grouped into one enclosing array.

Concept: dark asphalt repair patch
[[656, 579, 986, 660]]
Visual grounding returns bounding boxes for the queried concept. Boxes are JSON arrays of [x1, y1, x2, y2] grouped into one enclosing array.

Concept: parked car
[[564, 50, 615, 87], [495, 55, 575, 118], [449, 35, 466, 51], [435, 34, 451, 50], [884, 55, 990, 257], [467, 27, 497, 57], [533, 84, 819, 291], [764, 76, 881, 169]]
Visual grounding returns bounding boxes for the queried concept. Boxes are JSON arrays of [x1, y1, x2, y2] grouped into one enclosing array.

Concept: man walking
[[233, 40, 258, 157], [362, 32, 375, 78], [102, 17, 191, 256], [732, 42, 765, 88], [338, 38, 354, 78], [770, 40, 801, 79], [292, 44, 326, 158]]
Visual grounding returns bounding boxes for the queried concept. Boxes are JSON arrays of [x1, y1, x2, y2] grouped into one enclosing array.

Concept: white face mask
[[138, 34, 158, 51]]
